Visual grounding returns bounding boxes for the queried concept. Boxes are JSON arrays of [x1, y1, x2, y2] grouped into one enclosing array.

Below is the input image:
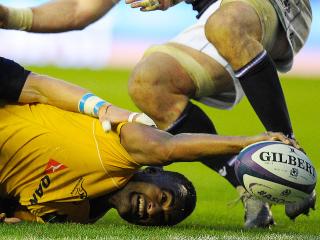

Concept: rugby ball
[[234, 141, 317, 204]]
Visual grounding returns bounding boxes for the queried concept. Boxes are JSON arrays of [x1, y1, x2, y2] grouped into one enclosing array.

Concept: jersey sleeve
[[116, 122, 129, 136], [0, 57, 30, 102]]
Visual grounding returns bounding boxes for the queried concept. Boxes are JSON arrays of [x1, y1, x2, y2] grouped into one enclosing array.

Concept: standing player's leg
[[129, 42, 274, 228], [129, 42, 239, 187], [204, 0, 315, 220], [205, 0, 293, 137]]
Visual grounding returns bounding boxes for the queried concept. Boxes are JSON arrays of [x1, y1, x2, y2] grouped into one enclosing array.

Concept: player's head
[[111, 167, 196, 226]]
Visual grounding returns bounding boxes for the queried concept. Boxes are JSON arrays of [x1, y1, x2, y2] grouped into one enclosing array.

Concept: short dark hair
[[131, 167, 196, 226]]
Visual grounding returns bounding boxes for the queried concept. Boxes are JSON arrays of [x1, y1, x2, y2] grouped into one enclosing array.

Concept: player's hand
[[257, 132, 301, 149], [98, 104, 157, 132], [0, 213, 21, 224], [125, 0, 174, 11], [0, 5, 9, 28]]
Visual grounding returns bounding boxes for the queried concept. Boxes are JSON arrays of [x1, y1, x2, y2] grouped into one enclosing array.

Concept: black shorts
[[0, 57, 30, 102]]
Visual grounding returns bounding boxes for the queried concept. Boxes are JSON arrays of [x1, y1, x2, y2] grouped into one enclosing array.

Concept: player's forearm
[[166, 134, 252, 162], [19, 73, 156, 131], [1, 0, 116, 33], [165, 132, 292, 163], [19, 73, 87, 112], [120, 120, 293, 165], [123, 122, 275, 165], [31, 0, 116, 33], [31, 0, 88, 32]]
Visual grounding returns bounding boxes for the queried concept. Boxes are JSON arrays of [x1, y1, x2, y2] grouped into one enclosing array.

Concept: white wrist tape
[[7, 7, 33, 31], [128, 113, 139, 123], [128, 113, 157, 127], [102, 120, 112, 132], [78, 93, 109, 118]]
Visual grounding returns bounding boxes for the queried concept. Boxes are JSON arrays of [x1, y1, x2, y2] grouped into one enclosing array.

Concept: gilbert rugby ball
[[234, 141, 317, 204]]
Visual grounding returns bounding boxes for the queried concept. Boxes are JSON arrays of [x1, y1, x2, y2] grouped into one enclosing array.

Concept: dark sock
[[236, 50, 293, 138], [166, 101, 216, 134], [167, 102, 240, 187]]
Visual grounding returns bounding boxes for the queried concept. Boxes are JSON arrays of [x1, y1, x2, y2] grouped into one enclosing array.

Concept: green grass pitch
[[2, 66, 320, 240]]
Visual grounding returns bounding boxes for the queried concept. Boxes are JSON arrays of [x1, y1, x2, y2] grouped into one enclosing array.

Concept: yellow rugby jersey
[[0, 104, 141, 221]]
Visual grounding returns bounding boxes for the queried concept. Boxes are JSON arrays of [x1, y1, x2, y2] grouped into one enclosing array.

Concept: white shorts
[[169, 1, 244, 110]]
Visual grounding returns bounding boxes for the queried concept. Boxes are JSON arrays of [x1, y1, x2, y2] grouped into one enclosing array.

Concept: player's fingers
[[269, 132, 301, 149], [131, 0, 160, 9], [130, 2, 143, 8], [269, 133, 304, 152], [131, 0, 149, 8], [4, 217, 21, 224], [102, 119, 112, 132], [267, 132, 291, 145], [0, 213, 6, 222], [288, 138, 302, 150], [143, 4, 160, 11], [125, 0, 137, 3]]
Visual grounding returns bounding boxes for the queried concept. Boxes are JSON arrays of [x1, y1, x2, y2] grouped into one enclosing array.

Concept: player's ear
[[143, 166, 163, 174]]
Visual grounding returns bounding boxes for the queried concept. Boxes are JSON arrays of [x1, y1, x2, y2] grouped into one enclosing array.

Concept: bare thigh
[[128, 43, 233, 129], [168, 42, 234, 96]]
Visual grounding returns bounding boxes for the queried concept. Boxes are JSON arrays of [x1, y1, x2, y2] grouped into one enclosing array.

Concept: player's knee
[[128, 63, 148, 104], [128, 54, 161, 104], [205, 5, 242, 48], [205, 3, 262, 61], [205, 10, 234, 50]]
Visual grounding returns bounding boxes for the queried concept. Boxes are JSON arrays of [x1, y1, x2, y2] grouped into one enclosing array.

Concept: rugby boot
[[285, 190, 316, 220], [236, 186, 274, 228]]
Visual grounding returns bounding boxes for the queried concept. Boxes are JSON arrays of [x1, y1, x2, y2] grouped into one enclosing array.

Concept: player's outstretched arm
[[20, 72, 87, 112], [0, 0, 116, 32], [20, 73, 156, 131], [0, 57, 156, 131], [120, 123, 298, 166]]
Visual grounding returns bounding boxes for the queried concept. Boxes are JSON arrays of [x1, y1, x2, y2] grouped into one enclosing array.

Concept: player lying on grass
[[0, 57, 297, 226], [0, 101, 294, 225], [0, 0, 314, 228]]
